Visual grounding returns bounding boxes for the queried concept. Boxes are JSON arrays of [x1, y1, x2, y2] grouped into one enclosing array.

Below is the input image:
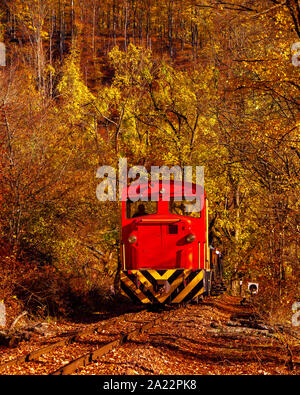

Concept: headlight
[[186, 233, 196, 243], [128, 234, 137, 244]]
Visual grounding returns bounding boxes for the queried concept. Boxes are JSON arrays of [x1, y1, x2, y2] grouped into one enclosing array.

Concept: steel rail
[[0, 324, 114, 369], [50, 308, 178, 375], [0, 308, 146, 370]]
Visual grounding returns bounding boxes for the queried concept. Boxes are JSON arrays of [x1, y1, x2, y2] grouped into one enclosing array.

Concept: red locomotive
[[120, 180, 223, 304]]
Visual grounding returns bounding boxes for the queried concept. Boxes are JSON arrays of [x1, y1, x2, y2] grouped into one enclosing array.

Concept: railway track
[[1, 296, 299, 375], [51, 311, 175, 375], [0, 305, 180, 375]]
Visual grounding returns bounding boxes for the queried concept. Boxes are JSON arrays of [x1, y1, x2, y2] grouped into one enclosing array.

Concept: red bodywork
[[121, 181, 209, 271]]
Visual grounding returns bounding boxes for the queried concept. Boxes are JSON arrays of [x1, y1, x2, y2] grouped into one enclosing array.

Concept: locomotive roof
[[123, 180, 205, 199]]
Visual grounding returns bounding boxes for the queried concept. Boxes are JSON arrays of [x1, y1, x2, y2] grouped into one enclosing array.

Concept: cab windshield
[[169, 197, 201, 218], [126, 200, 157, 219]]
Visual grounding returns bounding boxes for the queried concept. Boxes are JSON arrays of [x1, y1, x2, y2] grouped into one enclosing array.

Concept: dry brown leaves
[[0, 295, 299, 375]]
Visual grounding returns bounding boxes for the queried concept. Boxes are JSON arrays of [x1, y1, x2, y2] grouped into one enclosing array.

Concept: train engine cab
[[120, 181, 212, 305]]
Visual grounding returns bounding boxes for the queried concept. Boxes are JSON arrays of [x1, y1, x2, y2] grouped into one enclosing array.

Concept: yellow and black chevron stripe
[[120, 269, 204, 304]]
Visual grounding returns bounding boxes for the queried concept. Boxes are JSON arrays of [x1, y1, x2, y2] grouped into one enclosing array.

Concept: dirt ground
[[0, 294, 299, 375]]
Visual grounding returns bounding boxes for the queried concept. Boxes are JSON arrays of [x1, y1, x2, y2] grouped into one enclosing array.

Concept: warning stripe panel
[[133, 271, 161, 303], [121, 281, 142, 304], [172, 270, 203, 303], [120, 273, 151, 304], [180, 277, 204, 304], [120, 269, 204, 304]]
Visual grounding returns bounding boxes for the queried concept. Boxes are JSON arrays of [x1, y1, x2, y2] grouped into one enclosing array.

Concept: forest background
[[0, 0, 299, 322]]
